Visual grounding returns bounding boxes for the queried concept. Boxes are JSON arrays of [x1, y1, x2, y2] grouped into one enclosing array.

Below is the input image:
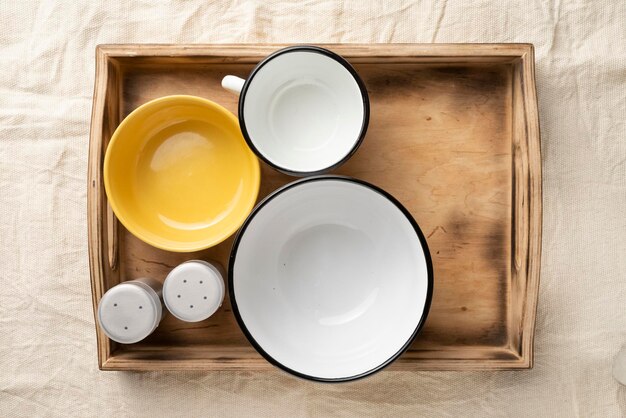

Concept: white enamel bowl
[[223, 46, 369, 176], [229, 176, 433, 381]]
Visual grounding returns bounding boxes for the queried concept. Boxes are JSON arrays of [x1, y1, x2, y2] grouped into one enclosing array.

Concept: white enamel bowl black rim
[[238, 45, 370, 176], [228, 176, 434, 382]]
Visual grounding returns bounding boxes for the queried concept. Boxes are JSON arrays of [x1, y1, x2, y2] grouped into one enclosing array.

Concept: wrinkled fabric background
[[1, 1, 625, 416]]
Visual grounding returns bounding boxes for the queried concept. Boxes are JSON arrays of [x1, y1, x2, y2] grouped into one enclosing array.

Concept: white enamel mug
[[222, 46, 369, 176]]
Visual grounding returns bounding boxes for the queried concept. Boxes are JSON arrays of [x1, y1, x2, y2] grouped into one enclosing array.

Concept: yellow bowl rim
[[103, 94, 260, 252]]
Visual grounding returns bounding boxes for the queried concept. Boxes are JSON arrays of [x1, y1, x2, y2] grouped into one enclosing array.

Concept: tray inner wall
[[111, 59, 514, 361]]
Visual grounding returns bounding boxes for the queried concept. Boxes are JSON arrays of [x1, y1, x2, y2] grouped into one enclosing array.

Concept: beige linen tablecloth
[[1, 1, 625, 416]]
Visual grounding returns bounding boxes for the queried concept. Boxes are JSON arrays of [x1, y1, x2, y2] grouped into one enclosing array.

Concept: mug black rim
[[237, 45, 370, 177], [228, 175, 434, 382]]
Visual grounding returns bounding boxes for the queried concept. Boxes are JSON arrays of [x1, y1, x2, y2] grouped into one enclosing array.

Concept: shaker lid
[[163, 260, 225, 322], [97, 282, 162, 344]]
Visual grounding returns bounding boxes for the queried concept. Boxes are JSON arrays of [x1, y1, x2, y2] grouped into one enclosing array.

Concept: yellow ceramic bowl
[[104, 95, 260, 252]]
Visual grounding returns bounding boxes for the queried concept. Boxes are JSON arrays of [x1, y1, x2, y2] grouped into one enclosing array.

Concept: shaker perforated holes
[[163, 260, 225, 323]]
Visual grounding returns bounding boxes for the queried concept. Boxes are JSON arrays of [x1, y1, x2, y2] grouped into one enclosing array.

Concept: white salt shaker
[[97, 278, 163, 344], [163, 260, 225, 322]]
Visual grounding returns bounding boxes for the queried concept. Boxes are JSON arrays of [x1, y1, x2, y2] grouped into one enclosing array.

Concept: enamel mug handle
[[222, 75, 245, 95]]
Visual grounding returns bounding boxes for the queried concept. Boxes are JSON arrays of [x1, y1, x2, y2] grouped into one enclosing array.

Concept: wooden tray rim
[[88, 43, 542, 372]]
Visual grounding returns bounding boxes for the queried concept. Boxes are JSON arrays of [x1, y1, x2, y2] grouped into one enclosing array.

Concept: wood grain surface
[[88, 44, 541, 371]]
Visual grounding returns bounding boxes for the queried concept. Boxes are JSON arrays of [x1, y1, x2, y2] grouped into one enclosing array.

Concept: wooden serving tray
[[88, 44, 541, 371]]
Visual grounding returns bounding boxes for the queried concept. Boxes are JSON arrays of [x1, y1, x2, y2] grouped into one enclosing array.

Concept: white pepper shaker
[[163, 260, 225, 322], [97, 278, 163, 344]]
